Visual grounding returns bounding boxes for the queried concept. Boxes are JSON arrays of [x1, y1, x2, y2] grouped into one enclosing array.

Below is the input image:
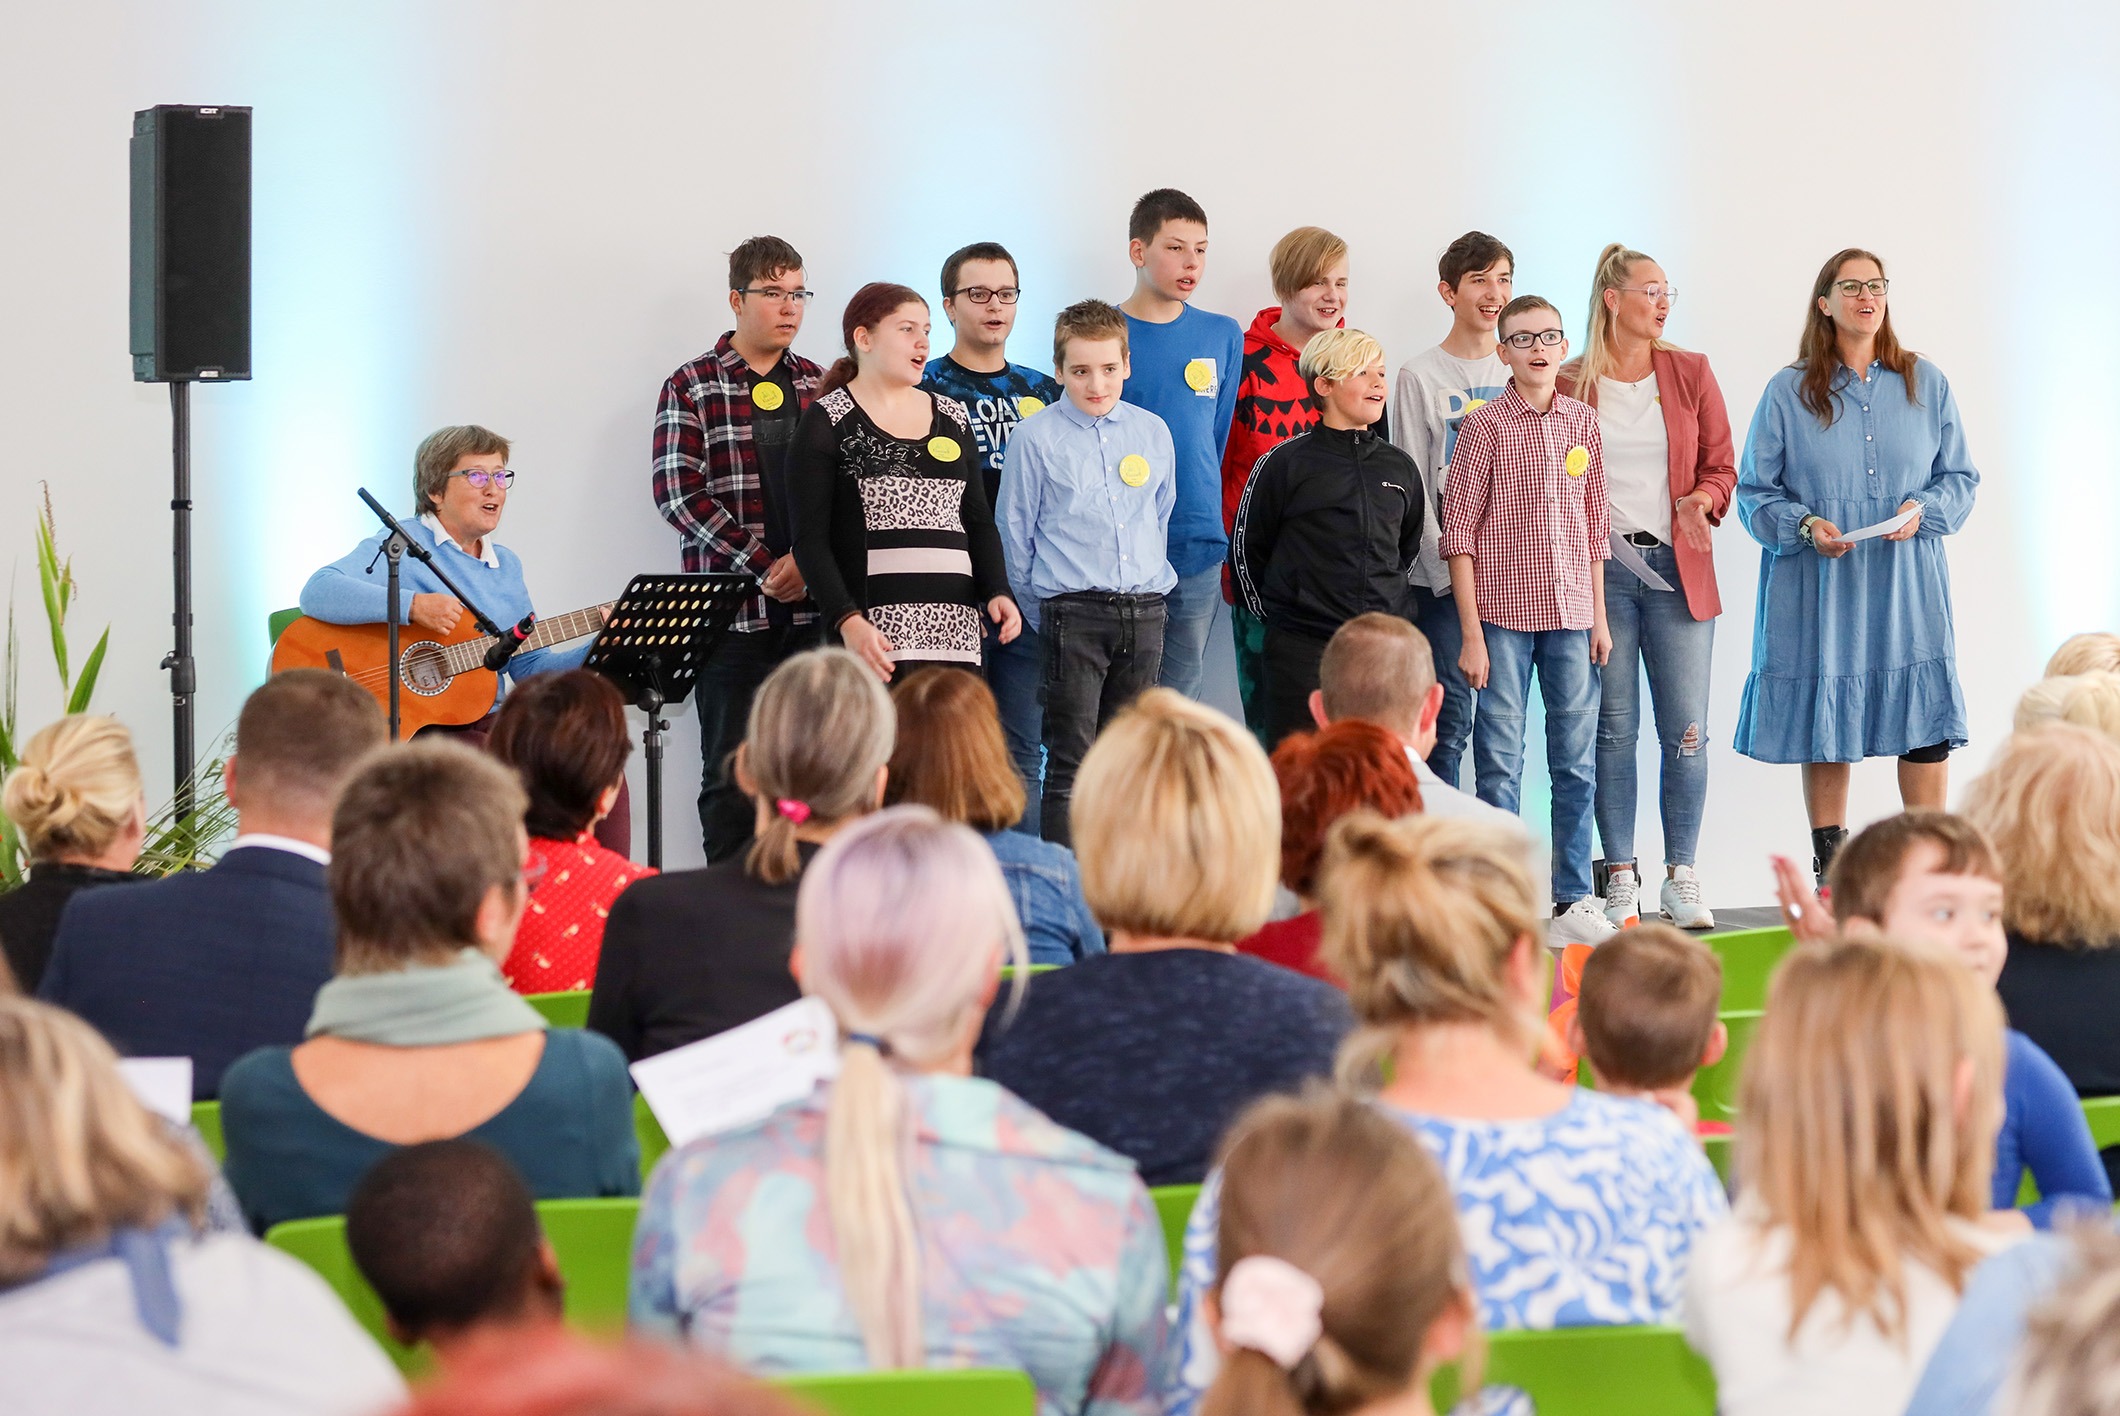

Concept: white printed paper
[[630, 996, 840, 1149], [118, 1057, 195, 1126], [1838, 508, 1918, 543], [1607, 534, 1676, 592]]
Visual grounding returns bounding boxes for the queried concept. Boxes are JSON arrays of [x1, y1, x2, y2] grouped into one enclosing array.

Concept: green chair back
[[1434, 1324, 1715, 1416], [636, 1093, 672, 1179], [1708, 925, 1796, 1012], [190, 1100, 224, 1164], [526, 989, 592, 1029], [2082, 1095, 2120, 1151], [777, 1369, 1037, 1416], [1700, 1132, 1733, 1188], [268, 606, 303, 648], [1691, 1009, 1762, 1126], [996, 964, 1059, 983], [266, 1196, 640, 1373], [1149, 1184, 1200, 1298]]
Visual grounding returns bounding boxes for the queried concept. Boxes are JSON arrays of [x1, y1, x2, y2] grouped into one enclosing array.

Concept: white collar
[[1404, 745, 1443, 784], [419, 513, 501, 569], [228, 833, 332, 866]]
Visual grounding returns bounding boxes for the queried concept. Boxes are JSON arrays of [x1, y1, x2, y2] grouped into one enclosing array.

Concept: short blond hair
[[2014, 672, 2120, 746], [1052, 298, 1129, 372], [1, 716, 141, 862], [1962, 724, 2120, 944], [2045, 632, 2120, 678], [1267, 226, 1348, 303], [1072, 689, 1278, 942], [1298, 328, 1385, 399]]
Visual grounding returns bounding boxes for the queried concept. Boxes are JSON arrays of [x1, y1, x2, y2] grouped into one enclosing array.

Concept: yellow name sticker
[[1118, 454, 1151, 487], [927, 435, 962, 463], [1016, 396, 1045, 417], [1565, 445, 1590, 477], [751, 381, 785, 412], [1184, 358, 1215, 392]]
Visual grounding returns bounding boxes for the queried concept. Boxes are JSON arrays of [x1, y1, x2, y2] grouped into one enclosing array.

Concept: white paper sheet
[[1837, 508, 1918, 543], [118, 1057, 195, 1126], [630, 996, 840, 1149], [1608, 534, 1676, 592]]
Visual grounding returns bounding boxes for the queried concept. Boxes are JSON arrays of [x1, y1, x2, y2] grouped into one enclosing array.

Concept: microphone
[[483, 614, 537, 672]]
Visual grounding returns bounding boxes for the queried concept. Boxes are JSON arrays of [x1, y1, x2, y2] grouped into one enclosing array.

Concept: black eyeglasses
[[1832, 278, 1889, 298], [448, 469, 516, 490], [1501, 329, 1566, 349], [951, 286, 1021, 305], [738, 287, 816, 304]]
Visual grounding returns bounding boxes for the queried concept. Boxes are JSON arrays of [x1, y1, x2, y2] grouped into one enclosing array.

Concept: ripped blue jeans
[[1596, 540, 1714, 868]]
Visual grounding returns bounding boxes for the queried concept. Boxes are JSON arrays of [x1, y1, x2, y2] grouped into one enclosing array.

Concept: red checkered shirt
[[1438, 382, 1610, 633], [651, 333, 824, 632]]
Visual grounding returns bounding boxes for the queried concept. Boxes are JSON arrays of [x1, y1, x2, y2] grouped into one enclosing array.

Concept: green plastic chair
[[1433, 1324, 1715, 1416], [268, 606, 303, 648], [527, 989, 592, 1029], [190, 1100, 224, 1164], [266, 1196, 640, 1373], [1700, 1132, 1733, 1188], [1708, 925, 1796, 1013], [777, 1369, 1037, 1416], [996, 964, 1059, 982], [1692, 1009, 1762, 1126], [636, 1093, 672, 1179], [1149, 1184, 1200, 1299]]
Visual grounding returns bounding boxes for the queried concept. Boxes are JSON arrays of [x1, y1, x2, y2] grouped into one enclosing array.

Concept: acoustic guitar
[[270, 603, 616, 735]]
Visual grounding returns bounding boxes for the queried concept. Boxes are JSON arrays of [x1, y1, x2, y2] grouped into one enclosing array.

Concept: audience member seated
[[488, 670, 653, 994], [589, 649, 890, 1061], [346, 1140, 563, 1363], [391, 1326, 809, 1416], [1901, 1226, 2077, 1416], [1235, 719, 1422, 983], [1778, 810, 2110, 1225], [1570, 922, 1729, 1135], [630, 807, 1166, 1412], [1993, 1224, 2120, 1416], [1197, 1089, 1475, 1416], [2014, 670, 2120, 744], [1170, 815, 1726, 1416], [1684, 938, 2028, 1416], [219, 741, 637, 1233], [884, 667, 1102, 966], [980, 690, 1351, 1186], [0, 996, 402, 1415], [2045, 630, 2120, 678], [0, 715, 145, 992], [41, 671, 385, 1098]]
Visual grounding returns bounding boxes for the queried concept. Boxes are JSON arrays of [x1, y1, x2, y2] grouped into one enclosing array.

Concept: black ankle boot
[[1811, 825, 1849, 888]]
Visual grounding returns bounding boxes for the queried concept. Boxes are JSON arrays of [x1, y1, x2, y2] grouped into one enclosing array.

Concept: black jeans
[[696, 622, 823, 863], [1039, 591, 1167, 847], [1262, 625, 1332, 750]]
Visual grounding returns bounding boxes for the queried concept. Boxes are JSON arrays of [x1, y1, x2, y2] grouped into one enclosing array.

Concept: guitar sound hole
[[399, 643, 452, 696]]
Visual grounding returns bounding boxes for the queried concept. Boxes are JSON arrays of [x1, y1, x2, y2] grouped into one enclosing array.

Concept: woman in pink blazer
[[1558, 244, 1736, 931]]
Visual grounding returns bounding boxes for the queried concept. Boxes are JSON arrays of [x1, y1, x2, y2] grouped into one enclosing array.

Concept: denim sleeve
[[1913, 367, 1979, 539], [1901, 1236, 2072, 1416], [1735, 379, 1815, 556]]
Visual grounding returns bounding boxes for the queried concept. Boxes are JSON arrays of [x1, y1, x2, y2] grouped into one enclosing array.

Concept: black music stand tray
[[585, 573, 756, 869]]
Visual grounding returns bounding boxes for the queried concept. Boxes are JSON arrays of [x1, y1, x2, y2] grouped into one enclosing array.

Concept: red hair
[[817, 281, 926, 396], [1271, 720, 1423, 895]]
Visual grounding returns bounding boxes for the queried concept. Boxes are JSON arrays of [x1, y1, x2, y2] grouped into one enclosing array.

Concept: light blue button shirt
[[995, 396, 1179, 633]]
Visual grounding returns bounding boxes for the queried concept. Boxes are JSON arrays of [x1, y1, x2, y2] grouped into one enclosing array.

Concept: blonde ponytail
[[824, 1038, 923, 1366], [1569, 243, 1675, 401], [740, 650, 894, 885]]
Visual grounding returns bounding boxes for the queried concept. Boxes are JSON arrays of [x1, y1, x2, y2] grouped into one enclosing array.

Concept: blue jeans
[[1411, 586, 1475, 790], [1156, 566, 1221, 701], [1473, 624, 1598, 901], [987, 620, 1045, 836], [1596, 541, 1714, 867]]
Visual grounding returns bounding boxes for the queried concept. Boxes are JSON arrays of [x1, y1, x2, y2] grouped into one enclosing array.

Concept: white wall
[[1, 0, 2114, 893]]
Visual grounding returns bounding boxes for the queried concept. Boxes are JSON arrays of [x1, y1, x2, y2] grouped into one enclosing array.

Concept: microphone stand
[[356, 488, 504, 742]]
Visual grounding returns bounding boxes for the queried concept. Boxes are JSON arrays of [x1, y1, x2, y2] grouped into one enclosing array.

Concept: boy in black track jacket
[[1232, 328, 1425, 747]]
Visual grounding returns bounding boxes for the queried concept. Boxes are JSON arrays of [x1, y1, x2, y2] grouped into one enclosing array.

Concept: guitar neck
[[443, 602, 616, 676]]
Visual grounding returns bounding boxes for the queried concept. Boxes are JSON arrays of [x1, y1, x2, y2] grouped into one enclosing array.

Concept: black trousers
[[695, 622, 823, 863], [1263, 625, 1332, 750], [1038, 591, 1167, 848]]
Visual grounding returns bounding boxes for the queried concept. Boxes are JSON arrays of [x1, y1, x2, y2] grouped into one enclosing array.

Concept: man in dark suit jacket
[[40, 670, 386, 1098]]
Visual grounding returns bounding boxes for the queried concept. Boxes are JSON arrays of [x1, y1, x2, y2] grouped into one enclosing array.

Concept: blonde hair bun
[[1, 716, 141, 863]]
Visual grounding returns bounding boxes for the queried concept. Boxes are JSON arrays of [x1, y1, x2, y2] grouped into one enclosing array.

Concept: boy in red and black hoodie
[[1221, 227, 1352, 744]]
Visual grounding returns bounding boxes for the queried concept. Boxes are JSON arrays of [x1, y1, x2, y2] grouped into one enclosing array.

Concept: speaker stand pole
[[639, 685, 667, 871], [159, 379, 197, 856]]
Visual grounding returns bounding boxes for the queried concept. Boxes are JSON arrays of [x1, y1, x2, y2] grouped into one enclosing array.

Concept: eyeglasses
[[1832, 278, 1890, 298], [449, 469, 516, 490], [521, 855, 548, 894], [951, 286, 1021, 305], [737, 287, 816, 304], [1501, 329, 1567, 349], [1618, 284, 1678, 304]]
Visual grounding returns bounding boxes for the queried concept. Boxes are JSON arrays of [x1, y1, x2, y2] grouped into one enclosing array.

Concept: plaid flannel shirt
[[651, 333, 825, 632]]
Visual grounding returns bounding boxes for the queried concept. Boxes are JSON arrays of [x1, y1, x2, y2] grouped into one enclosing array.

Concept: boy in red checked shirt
[[1440, 295, 1615, 949]]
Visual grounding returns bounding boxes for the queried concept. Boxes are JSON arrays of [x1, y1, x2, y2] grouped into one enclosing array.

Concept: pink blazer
[[1558, 346, 1736, 621]]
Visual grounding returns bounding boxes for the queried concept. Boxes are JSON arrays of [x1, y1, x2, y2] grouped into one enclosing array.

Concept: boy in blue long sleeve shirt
[[1118, 188, 1242, 703]]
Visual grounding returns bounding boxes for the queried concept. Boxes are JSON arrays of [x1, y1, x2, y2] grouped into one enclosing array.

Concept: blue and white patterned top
[[1164, 1089, 1727, 1415]]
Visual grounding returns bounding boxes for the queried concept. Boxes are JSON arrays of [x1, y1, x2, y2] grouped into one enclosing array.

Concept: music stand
[[585, 573, 756, 870]]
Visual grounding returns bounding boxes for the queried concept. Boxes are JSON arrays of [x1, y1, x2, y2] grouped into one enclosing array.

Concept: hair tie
[[843, 1031, 892, 1056], [776, 798, 812, 825], [1220, 1255, 1325, 1370]]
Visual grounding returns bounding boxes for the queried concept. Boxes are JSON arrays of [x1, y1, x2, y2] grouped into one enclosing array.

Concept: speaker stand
[[158, 380, 197, 851]]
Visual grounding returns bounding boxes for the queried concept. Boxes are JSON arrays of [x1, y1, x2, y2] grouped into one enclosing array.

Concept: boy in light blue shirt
[[1117, 188, 1243, 703], [998, 299, 1177, 847]]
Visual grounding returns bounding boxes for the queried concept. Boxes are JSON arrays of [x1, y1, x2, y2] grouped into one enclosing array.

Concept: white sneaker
[[1551, 897, 1619, 947], [1660, 865, 1716, 930], [1604, 868, 1641, 928]]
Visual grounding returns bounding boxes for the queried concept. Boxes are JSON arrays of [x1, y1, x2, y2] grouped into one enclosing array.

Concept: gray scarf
[[306, 947, 547, 1046]]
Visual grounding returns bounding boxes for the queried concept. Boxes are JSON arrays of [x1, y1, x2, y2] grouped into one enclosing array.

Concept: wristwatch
[[1798, 515, 1820, 550]]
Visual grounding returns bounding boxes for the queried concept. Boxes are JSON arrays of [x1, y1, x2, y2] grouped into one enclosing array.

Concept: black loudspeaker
[[130, 105, 252, 382]]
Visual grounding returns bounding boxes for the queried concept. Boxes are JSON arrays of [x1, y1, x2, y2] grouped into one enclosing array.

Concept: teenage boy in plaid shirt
[[1441, 295, 1616, 947], [651, 235, 824, 862]]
